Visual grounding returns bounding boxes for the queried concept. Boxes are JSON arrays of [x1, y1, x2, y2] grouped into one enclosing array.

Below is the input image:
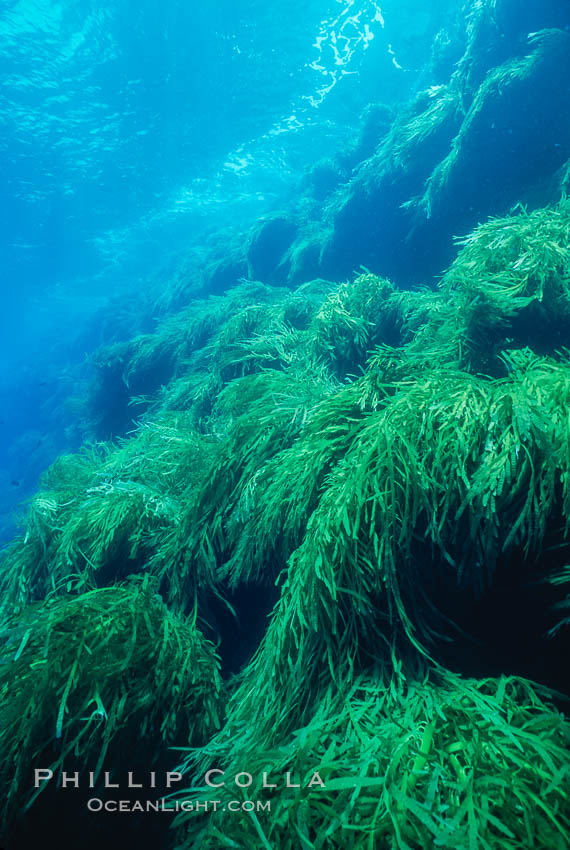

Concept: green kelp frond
[[0, 413, 215, 611], [161, 286, 327, 428], [161, 274, 437, 434], [165, 341, 411, 599], [310, 274, 398, 378], [379, 84, 463, 173], [419, 30, 569, 223], [91, 278, 340, 436], [214, 320, 306, 384], [409, 199, 570, 372], [170, 368, 337, 595], [175, 671, 570, 850], [92, 272, 431, 435], [216, 380, 376, 589], [281, 278, 337, 328], [0, 448, 109, 611], [0, 578, 223, 828], [89, 281, 294, 431], [54, 478, 178, 582], [560, 157, 570, 195], [125, 280, 290, 393], [199, 355, 570, 751], [444, 198, 570, 303]]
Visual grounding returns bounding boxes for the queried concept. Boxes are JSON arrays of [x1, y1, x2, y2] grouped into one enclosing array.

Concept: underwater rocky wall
[[2, 198, 570, 849], [1, 2, 570, 849], [239, 0, 570, 289]]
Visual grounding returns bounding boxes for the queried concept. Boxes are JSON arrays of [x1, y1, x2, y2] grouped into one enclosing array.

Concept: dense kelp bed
[[1, 198, 569, 848]]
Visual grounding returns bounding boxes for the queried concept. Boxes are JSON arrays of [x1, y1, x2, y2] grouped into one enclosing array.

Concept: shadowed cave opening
[[204, 523, 570, 694], [423, 542, 570, 702], [206, 538, 570, 702], [206, 578, 281, 678]]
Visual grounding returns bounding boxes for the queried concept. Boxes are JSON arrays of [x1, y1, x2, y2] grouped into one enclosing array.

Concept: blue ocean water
[[0, 0, 457, 540]]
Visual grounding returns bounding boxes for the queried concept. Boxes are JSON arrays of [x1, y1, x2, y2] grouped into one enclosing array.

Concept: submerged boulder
[[246, 214, 298, 283]]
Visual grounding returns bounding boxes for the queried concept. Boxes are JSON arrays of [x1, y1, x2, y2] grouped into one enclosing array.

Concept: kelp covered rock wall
[[214, 0, 570, 294], [74, 0, 570, 347], [1, 2, 570, 848], [1, 197, 570, 848]]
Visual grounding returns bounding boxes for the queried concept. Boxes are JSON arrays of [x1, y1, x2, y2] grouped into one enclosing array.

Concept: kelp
[[191, 352, 570, 763], [175, 670, 570, 850], [89, 280, 294, 435], [167, 368, 336, 599], [168, 276, 432, 595], [377, 83, 464, 174], [443, 198, 570, 319], [0, 578, 223, 831], [309, 274, 420, 379], [415, 28, 570, 225], [1, 197, 570, 847], [213, 379, 373, 589], [408, 198, 570, 372], [0, 413, 215, 612], [147, 280, 333, 429]]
